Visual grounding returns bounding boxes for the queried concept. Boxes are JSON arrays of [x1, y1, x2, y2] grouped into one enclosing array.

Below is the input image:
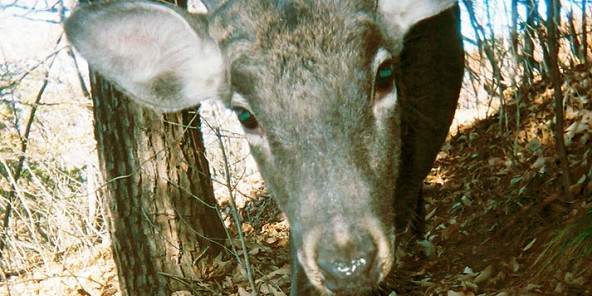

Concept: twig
[[214, 126, 257, 295]]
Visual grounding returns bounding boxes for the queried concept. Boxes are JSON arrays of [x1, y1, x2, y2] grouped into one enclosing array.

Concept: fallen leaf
[[237, 287, 251, 296], [474, 265, 494, 284]]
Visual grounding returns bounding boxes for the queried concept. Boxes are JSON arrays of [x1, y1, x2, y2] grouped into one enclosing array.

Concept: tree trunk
[[567, 10, 582, 65], [523, 0, 539, 84], [544, 0, 573, 199], [90, 72, 226, 295], [582, 0, 588, 65]]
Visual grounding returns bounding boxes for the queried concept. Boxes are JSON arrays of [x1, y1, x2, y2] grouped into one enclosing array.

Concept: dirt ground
[[410, 65, 592, 295]]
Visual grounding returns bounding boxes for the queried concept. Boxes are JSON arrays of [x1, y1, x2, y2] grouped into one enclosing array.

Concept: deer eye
[[374, 61, 395, 97], [233, 107, 259, 129]]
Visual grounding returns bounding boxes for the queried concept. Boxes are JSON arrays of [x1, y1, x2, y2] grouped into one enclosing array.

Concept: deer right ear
[[379, 0, 457, 38], [65, 1, 223, 112]]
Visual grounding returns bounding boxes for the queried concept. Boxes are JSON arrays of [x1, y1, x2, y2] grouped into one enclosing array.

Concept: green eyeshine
[[234, 107, 259, 129], [376, 64, 395, 93], [378, 68, 393, 79]]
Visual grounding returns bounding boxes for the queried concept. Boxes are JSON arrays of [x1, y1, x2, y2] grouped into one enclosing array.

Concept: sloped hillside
[[414, 64, 592, 295]]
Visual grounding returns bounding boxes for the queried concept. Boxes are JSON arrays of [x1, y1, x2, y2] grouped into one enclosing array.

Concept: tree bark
[[90, 72, 226, 295]]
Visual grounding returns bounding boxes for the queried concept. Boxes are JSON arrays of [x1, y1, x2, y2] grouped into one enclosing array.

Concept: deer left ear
[[379, 0, 457, 37], [65, 1, 223, 112]]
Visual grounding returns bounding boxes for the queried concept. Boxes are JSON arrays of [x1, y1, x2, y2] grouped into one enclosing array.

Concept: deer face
[[65, 0, 458, 293]]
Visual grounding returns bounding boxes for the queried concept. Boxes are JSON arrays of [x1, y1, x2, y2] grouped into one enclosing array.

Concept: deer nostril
[[316, 234, 379, 292], [318, 257, 374, 291]]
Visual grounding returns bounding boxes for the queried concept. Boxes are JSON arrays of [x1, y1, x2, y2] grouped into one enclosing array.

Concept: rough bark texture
[[91, 73, 226, 296]]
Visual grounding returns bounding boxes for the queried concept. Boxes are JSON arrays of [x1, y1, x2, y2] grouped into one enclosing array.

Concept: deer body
[[65, 1, 463, 294]]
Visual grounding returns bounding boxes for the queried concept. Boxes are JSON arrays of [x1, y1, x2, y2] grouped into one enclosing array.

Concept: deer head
[[65, 0, 458, 293]]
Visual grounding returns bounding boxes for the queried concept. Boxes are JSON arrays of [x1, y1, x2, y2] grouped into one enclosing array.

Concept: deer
[[64, 0, 464, 294]]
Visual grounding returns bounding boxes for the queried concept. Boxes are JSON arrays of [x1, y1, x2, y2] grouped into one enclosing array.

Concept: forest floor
[[386, 64, 592, 295], [2, 66, 591, 296]]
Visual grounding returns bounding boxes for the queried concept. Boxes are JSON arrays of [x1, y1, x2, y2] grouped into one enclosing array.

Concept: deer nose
[[316, 230, 379, 292]]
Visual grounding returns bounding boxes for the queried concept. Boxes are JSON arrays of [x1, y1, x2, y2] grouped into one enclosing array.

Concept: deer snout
[[317, 232, 379, 291], [313, 223, 388, 292]]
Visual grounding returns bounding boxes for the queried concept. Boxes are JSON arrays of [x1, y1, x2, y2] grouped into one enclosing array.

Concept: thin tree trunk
[[581, 0, 588, 64], [545, 0, 573, 199], [523, 0, 538, 84], [568, 10, 582, 65], [510, 0, 522, 154]]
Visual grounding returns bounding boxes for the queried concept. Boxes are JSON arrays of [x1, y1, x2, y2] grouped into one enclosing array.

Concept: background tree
[[543, 0, 573, 196], [462, 0, 509, 133], [522, 0, 540, 84]]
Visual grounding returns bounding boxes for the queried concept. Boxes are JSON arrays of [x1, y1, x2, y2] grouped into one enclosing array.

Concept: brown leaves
[[415, 65, 592, 295]]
